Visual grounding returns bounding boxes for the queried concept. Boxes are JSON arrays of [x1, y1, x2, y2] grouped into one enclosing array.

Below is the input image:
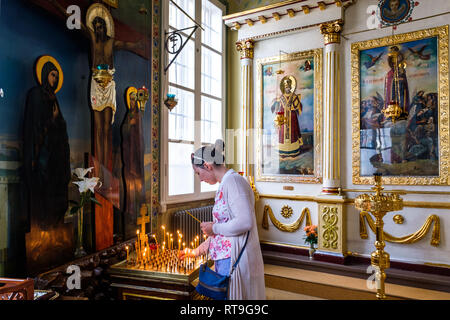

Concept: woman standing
[[180, 140, 265, 300]]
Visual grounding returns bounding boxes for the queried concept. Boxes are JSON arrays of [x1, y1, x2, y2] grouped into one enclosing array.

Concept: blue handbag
[[196, 231, 250, 300]]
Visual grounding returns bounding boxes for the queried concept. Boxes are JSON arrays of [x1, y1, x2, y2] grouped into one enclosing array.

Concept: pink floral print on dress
[[209, 185, 231, 260]]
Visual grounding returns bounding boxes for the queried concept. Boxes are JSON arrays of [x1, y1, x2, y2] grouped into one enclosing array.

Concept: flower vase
[[308, 244, 316, 260], [74, 207, 87, 258]]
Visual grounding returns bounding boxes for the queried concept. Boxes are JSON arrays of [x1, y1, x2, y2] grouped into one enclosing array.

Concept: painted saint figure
[[23, 56, 71, 230], [382, 0, 407, 21], [121, 87, 145, 217], [271, 76, 303, 159], [50, 1, 142, 169], [384, 46, 410, 114]]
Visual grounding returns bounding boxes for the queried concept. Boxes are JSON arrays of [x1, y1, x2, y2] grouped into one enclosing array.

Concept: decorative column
[[320, 20, 343, 195], [316, 20, 347, 261], [235, 39, 254, 176]]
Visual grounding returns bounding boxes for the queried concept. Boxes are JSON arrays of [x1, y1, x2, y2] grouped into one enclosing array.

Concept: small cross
[[137, 204, 150, 235]]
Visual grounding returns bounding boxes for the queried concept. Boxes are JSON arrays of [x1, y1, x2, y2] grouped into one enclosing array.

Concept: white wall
[[342, 0, 450, 264], [235, 0, 450, 264], [252, 27, 325, 248]]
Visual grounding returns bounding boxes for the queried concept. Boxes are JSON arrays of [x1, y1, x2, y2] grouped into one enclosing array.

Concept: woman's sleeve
[[194, 237, 211, 256], [212, 176, 253, 237]]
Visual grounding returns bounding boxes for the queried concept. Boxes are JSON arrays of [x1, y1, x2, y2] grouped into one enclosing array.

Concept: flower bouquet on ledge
[[303, 225, 318, 260], [70, 167, 102, 258]]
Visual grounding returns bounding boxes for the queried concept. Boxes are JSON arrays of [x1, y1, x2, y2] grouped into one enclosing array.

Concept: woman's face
[[193, 164, 217, 185], [48, 70, 58, 88]]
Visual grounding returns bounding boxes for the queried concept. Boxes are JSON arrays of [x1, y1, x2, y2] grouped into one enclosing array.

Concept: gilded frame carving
[[351, 26, 449, 185], [256, 48, 323, 183]]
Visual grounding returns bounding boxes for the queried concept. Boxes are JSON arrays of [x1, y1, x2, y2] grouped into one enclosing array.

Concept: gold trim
[[318, 203, 346, 253], [232, 22, 241, 30], [102, 0, 118, 9], [260, 194, 450, 209], [223, 0, 354, 21], [318, 1, 326, 10], [351, 26, 450, 186], [258, 16, 267, 24], [256, 49, 323, 183], [424, 262, 450, 269], [401, 201, 450, 209], [236, 39, 255, 60], [260, 194, 346, 203], [262, 205, 311, 232], [343, 188, 450, 196], [320, 20, 343, 45], [248, 175, 260, 201], [301, 5, 310, 14], [223, 0, 307, 21], [238, 22, 323, 43], [260, 240, 310, 250], [287, 9, 295, 17], [123, 292, 174, 300], [321, 206, 339, 249], [245, 19, 254, 26], [281, 205, 294, 218], [272, 12, 280, 21], [360, 212, 440, 246], [393, 214, 404, 224]]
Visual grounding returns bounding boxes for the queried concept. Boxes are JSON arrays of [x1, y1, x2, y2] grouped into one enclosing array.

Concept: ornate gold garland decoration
[[359, 211, 440, 246], [262, 205, 311, 232]]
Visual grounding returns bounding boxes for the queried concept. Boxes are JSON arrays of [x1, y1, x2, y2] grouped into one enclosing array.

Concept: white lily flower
[[84, 177, 102, 193], [73, 180, 89, 194], [72, 167, 94, 179]]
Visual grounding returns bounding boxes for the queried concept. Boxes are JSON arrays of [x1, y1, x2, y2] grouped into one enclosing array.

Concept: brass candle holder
[[354, 174, 403, 299]]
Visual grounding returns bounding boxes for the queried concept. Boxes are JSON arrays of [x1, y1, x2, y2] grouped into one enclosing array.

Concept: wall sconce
[[164, 93, 178, 111]]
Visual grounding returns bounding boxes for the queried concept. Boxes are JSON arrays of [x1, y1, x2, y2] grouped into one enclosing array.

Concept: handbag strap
[[204, 231, 250, 276], [230, 231, 250, 276]]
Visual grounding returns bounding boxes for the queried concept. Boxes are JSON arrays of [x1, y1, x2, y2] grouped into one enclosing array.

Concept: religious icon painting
[[256, 49, 323, 183], [377, 0, 415, 26], [351, 26, 450, 185]]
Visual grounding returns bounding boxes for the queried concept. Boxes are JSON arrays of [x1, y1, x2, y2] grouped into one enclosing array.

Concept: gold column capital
[[320, 20, 344, 45], [236, 39, 255, 60]]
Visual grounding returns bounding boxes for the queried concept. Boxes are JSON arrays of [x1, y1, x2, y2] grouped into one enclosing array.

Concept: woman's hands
[[201, 222, 215, 237], [178, 248, 196, 260]]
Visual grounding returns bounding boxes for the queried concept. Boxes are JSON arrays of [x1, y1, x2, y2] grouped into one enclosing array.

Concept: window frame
[[161, 0, 226, 207]]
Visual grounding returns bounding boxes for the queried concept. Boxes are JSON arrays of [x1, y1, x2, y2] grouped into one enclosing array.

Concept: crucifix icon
[[137, 204, 150, 235]]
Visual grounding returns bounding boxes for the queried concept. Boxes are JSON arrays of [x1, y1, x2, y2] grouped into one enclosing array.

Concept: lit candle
[[125, 246, 129, 262], [178, 239, 181, 251], [162, 225, 166, 245]]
